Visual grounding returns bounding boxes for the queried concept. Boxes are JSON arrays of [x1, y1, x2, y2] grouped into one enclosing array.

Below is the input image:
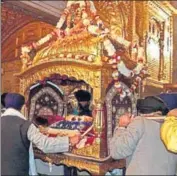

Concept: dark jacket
[[1, 115, 31, 175]]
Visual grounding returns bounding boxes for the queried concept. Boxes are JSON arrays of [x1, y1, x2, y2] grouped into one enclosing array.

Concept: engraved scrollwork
[[105, 82, 137, 154], [19, 65, 101, 101], [94, 1, 132, 39], [29, 87, 64, 120], [72, 143, 100, 158]]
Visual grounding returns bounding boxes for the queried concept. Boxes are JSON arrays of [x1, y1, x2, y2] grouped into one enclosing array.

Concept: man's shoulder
[[133, 115, 161, 125], [132, 116, 145, 123], [2, 115, 31, 126], [130, 116, 146, 129], [1, 114, 22, 120]]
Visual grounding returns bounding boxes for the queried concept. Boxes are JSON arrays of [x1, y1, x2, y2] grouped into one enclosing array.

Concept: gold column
[[172, 15, 177, 83], [158, 22, 165, 81], [132, 1, 137, 41]]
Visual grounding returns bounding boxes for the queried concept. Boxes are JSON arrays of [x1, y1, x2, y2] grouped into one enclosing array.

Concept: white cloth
[[105, 169, 123, 176], [2, 108, 27, 120], [29, 143, 38, 175], [35, 159, 64, 175]]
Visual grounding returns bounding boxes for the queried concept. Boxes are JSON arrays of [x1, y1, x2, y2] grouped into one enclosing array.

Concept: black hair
[[35, 116, 48, 126], [74, 90, 91, 102], [137, 96, 169, 116], [1, 93, 8, 107]]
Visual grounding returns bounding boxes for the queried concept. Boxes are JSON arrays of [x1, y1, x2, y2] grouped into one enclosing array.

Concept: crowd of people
[[1, 91, 177, 175]]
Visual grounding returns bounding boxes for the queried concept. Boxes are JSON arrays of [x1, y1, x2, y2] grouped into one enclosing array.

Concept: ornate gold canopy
[[16, 0, 150, 101]]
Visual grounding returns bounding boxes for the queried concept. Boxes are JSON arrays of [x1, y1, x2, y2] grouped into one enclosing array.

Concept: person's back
[[1, 115, 31, 175], [126, 116, 177, 175]]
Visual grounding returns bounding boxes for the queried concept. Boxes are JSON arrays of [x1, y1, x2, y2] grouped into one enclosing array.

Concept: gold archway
[[16, 60, 112, 103]]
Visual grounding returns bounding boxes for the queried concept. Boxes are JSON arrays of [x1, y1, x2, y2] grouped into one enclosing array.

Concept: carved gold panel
[[2, 21, 54, 62], [17, 61, 110, 102], [1, 60, 21, 93], [2, 21, 55, 93], [60, 158, 100, 174], [94, 1, 133, 41], [135, 1, 149, 39], [144, 1, 174, 88], [72, 143, 100, 158]]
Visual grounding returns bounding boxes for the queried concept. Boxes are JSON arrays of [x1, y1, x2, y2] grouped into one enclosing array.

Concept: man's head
[[5, 93, 25, 111], [137, 96, 169, 116], [74, 90, 91, 108], [1, 93, 8, 107]]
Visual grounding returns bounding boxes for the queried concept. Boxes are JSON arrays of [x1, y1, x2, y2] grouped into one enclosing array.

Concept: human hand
[[118, 113, 134, 127], [39, 126, 49, 134], [69, 134, 81, 146]]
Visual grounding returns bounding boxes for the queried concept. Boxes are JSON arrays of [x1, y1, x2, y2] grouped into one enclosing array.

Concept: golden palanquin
[[16, 39, 129, 174], [17, 31, 138, 158]]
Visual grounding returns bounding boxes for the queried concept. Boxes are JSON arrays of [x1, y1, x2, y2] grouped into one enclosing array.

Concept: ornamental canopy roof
[[21, 1, 139, 70], [18, 1, 151, 95]]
